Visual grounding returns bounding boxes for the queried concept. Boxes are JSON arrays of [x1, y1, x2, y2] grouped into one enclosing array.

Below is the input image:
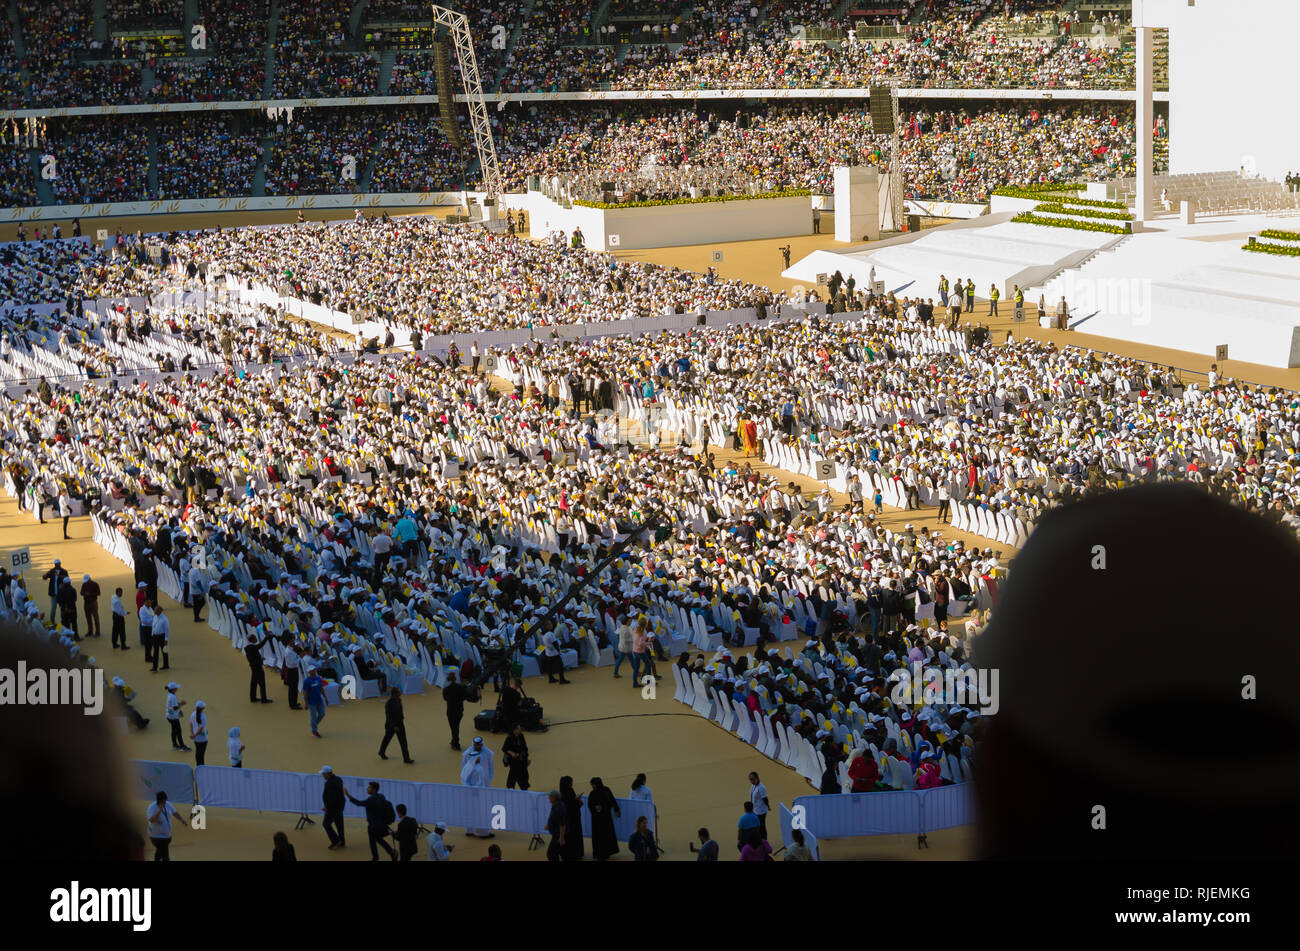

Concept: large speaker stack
[[434, 41, 462, 148], [869, 85, 894, 135]]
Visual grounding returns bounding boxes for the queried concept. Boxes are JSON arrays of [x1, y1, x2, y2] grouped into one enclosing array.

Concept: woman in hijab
[[587, 777, 621, 861], [559, 775, 584, 861]]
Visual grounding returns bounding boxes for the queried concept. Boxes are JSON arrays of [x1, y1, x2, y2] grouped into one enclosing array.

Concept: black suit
[[379, 694, 411, 761], [443, 682, 468, 749], [321, 774, 346, 846], [395, 815, 419, 861], [244, 635, 269, 702], [503, 732, 530, 790]]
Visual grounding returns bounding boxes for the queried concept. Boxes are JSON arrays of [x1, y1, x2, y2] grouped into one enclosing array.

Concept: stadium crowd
[[6, 227, 1300, 801], [498, 102, 1137, 203], [0, 0, 1154, 109]]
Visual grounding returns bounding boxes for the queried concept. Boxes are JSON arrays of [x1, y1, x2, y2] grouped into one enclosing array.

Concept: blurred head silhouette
[[974, 484, 1300, 859], [0, 620, 139, 859]]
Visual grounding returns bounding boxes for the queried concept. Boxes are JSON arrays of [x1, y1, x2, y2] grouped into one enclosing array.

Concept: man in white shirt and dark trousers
[[110, 587, 130, 650], [146, 790, 187, 861], [165, 682, 190, 752], [139, 599, 154, 664], [150, 603, 170, 672], [188, 562, 206, 622]]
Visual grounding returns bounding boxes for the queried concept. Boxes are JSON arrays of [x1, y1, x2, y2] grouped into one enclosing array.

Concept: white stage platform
[[1030, 214, 1300, 368], [786, 211, 1300, 369], [785, 213, 1121, 304]]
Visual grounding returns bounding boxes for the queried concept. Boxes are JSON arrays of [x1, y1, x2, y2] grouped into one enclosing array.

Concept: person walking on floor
[[227, 726, 244, 768], [58, 489, 72, 539], [165, 681, 190, 752], [378, 686, 414, 763], [282, 642, 301, 709], [189, 700, 208, 766], [560, 775, 584, 862], [150, 603, 170, 671], [146, 790, 187, 862], [503, 722, 530, 790], [80, 574, 101, 637], [612, 614, 633, 679], [135, 582, 149, 649], [588, 777, 621, 861], [188, 561, 206, 622], [346, 780, 398, 861], [244, 626, 273, 704], [303, 665, 326, 736], [320, 766, 345, 849], [56, 575, 79, 638], [395, 804, 419, 861], [546, 790, 566, 862], [110, 587, 130, 650], [748, 771, 771, 842], [139, 596, 154, 663], [443, 670, 475, 751]]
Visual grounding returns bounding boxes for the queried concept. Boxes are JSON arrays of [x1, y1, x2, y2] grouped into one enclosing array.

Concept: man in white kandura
[[460, 736, 496, 838]]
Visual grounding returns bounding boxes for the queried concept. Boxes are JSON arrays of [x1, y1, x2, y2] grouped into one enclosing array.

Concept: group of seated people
[[6, 204, 1300, 808], [0, 0, 1149, 107], [3, 96, 1147, 212], [498, 101, 1138, 205]]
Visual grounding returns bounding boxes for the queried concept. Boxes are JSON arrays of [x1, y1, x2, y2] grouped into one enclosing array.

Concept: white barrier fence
[[129, 762, 655, 838], [780, 784, 974, 842]]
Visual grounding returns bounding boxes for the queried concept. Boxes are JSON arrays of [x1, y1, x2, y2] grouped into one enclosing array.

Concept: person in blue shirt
[[302, 668, 327, 737], [737, 801, 761, 852], [394, 513, 419, 562], [449, 586, 472, 614]]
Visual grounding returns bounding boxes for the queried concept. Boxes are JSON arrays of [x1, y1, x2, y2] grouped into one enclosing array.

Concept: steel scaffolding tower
[[430, 4, 502, 198]]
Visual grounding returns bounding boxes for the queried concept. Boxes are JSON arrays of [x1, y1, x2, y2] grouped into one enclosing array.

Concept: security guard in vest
[[988, 284, 1000, 317], [938, 275, 949, 306], [1013, 285, 1024, 321]]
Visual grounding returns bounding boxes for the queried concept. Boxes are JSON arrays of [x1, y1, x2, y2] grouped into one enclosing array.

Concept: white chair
[[732, 700, 755, 744], [671, 664, 687, 704], [778, 723, 800, 769], [755, 713, 774, 758], [712, 689, 734, 731], [691, 673, 713, 719]]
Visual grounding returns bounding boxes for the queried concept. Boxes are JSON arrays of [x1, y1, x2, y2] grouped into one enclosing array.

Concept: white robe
[[460, 745, 496, 836]]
